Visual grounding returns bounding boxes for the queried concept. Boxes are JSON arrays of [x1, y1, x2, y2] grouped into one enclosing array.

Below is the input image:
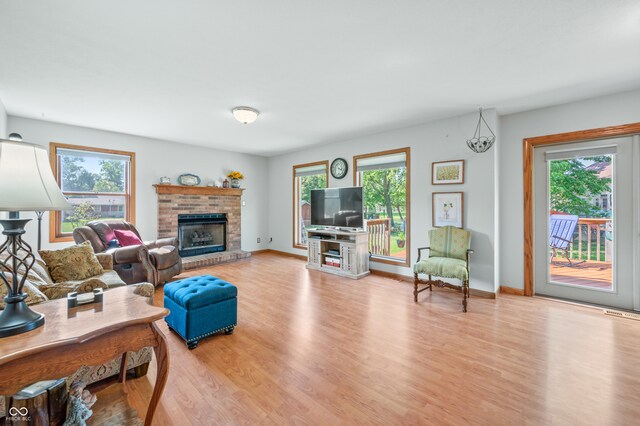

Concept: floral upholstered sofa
[[0, 249, 154, 418]]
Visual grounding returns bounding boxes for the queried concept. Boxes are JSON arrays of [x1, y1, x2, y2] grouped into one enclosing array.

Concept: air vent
[[604, 309, 640, 321]]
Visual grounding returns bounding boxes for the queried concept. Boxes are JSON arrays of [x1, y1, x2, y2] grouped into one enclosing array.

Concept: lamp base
[[0, 296, 45, 337]]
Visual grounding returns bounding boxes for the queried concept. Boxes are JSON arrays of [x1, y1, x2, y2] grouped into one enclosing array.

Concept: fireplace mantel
[[153, 184, 244, 196]]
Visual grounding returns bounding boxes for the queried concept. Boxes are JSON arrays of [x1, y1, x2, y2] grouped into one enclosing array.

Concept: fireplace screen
[[177, 213, 227, 257]]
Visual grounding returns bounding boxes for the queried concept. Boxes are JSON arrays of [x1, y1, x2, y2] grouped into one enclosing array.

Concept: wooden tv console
[[306, 228, 370, 279]]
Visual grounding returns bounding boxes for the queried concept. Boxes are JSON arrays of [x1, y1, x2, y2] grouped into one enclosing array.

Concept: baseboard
[[469, 288, 496, 299], [369, 268, 412, 282], [250, 249, 271, 255], [370, 269, 496, 299], [256, 249, 307, 261], [262, 250, 497, 298], [499, 286, 525, 296]]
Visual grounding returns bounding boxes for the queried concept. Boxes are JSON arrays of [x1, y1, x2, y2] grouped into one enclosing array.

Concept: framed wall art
[[432, 192, 463, 228], [432, 160, 464, 185]]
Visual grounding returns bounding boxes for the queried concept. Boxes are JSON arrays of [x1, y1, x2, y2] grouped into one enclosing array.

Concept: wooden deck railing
[[367, 218, 391, 256], [569, 218, 611, 262]]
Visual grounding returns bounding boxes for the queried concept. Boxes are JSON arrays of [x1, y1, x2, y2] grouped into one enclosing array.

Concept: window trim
[[49, 142, 136, 243], [292, 160, 329, 250], [353, 147, 411, 267]]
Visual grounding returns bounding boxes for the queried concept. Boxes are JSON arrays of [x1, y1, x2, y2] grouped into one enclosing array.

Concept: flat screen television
[[310, 187, 364, 229]]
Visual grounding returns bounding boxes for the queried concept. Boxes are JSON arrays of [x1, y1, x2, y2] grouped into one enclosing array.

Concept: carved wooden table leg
[[119, 352, 129, 384], [144, 321, 169, 426]]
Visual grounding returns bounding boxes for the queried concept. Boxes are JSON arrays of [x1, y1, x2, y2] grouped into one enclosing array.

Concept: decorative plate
[[178, 173, 201, 186]]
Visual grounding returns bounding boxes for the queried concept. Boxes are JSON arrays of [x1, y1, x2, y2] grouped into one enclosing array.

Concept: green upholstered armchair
[[413, 226, 473, 312]]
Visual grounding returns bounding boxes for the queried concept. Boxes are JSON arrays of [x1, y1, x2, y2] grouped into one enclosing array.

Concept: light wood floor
[[104, 252, 640, 425], [550, 260, 613, 289]]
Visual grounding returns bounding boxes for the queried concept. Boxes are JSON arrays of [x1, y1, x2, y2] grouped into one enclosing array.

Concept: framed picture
[[432, 192, 464, 228], [432, 160, 464, 185]]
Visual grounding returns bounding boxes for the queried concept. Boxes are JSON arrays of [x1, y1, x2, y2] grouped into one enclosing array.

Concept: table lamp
[[0, 139, 71, 337]]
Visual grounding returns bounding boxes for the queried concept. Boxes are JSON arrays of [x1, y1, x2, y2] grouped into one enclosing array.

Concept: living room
[[1, 1, 640, 425]]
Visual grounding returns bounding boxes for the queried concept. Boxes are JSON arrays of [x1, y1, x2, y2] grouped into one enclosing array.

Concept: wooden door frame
[[292, 160, 329, 250], [523, 122, 640, 296]]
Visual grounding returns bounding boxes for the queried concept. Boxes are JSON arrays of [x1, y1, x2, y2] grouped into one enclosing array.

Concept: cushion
[[114, 229, 143, 247], [149, 246, 180, 270], [0, 251, 54, 287], [164, 275, 237, 310], [30, 258, 55, 286], [413, 257, 469, 281], [87, 221, 117, 246], [39, 241, 105, 283], [0, 274, 48, 310], [92, 270, 127, 288], [428, 226, 471, 261], [38, 278, 109, 300]]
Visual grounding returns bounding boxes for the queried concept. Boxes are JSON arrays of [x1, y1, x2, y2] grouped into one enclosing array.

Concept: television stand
[[306, 228, 370, 279]]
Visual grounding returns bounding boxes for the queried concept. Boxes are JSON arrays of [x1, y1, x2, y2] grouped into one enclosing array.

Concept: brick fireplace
[[154, 185, 250, 270]]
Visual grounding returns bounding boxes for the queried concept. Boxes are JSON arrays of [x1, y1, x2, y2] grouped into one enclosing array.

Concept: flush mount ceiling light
[[466, 108, 496, 153], [232, 106, 259, 124]]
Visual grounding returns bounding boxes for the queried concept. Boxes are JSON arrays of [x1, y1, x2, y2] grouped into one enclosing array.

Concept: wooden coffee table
[[0, 285, 169, 426]]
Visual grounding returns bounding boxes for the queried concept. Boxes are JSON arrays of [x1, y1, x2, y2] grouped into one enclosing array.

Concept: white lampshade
[[0, 140, 71, 211], [232, 106, 259, 124]]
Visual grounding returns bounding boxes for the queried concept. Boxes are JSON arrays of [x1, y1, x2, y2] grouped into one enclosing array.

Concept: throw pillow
[[39, 241, 105, 283], [0, 252, 54, 287], [114, 229, 143, 247], [0, 274, 48, 310]]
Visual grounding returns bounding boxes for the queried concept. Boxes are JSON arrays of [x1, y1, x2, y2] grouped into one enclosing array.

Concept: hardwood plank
[[112, 252, 640, 425]]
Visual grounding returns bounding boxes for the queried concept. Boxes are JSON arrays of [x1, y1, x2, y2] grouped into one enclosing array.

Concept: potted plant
[[396, 232, 406, 248], [227, 171, 244, 188]]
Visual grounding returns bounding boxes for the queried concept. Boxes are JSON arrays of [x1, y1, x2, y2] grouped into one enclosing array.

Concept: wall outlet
[[269, 237, 273, 243], [257, 237, 261, 243]]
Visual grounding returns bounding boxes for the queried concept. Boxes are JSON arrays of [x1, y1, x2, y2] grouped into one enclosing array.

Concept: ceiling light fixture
[[232, 106, 259, 124], [466, 108, 496, 153]]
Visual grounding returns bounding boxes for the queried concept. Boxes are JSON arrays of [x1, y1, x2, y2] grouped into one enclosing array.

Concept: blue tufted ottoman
[[164, 275, 237, 349]]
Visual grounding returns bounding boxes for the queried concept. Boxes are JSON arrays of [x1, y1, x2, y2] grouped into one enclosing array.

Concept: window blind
[[545, 146, 617, 161], [295, 163, 327, 177], [356, 152, 406, 171], [57, 148, 131, 162]]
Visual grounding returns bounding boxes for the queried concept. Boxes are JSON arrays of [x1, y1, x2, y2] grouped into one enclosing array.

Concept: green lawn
[[62, 218, 124, 233], [389, 234, 405, 256]]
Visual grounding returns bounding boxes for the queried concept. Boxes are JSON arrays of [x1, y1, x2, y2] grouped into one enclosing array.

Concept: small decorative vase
[[231, 178, 241, 188]]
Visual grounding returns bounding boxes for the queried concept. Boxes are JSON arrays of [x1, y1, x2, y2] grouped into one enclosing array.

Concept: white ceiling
[[1, 1, 639, 156]]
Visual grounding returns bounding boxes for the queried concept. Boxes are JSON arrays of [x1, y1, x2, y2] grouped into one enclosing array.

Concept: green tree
[[550, 158, 611, 217], [66, 201, 100, 229], [61, 157, 97, 191], [299, 174, 327, 203], [361, 168, 406, 227], [93, 160, 125, 193]]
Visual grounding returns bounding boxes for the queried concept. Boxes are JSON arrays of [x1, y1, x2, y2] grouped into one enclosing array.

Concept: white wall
[[268, 110, 499, 293], [7, 116, 270, 252], [499, 89, 640, 290], [0, 97, 6, 138]]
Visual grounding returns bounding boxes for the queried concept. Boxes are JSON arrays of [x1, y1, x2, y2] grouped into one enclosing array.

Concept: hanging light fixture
[[466, 108, 495, 153], [232, 106, 259, 124]]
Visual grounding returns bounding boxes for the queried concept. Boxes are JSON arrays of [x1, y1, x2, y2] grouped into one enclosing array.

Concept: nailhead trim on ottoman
[[164, 275, 237, 349]]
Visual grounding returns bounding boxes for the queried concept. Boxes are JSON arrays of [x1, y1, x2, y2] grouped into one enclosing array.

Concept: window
[[293, 161, 328, 248], [50, 143, 135, 242], [354, 147, 410, 266]]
